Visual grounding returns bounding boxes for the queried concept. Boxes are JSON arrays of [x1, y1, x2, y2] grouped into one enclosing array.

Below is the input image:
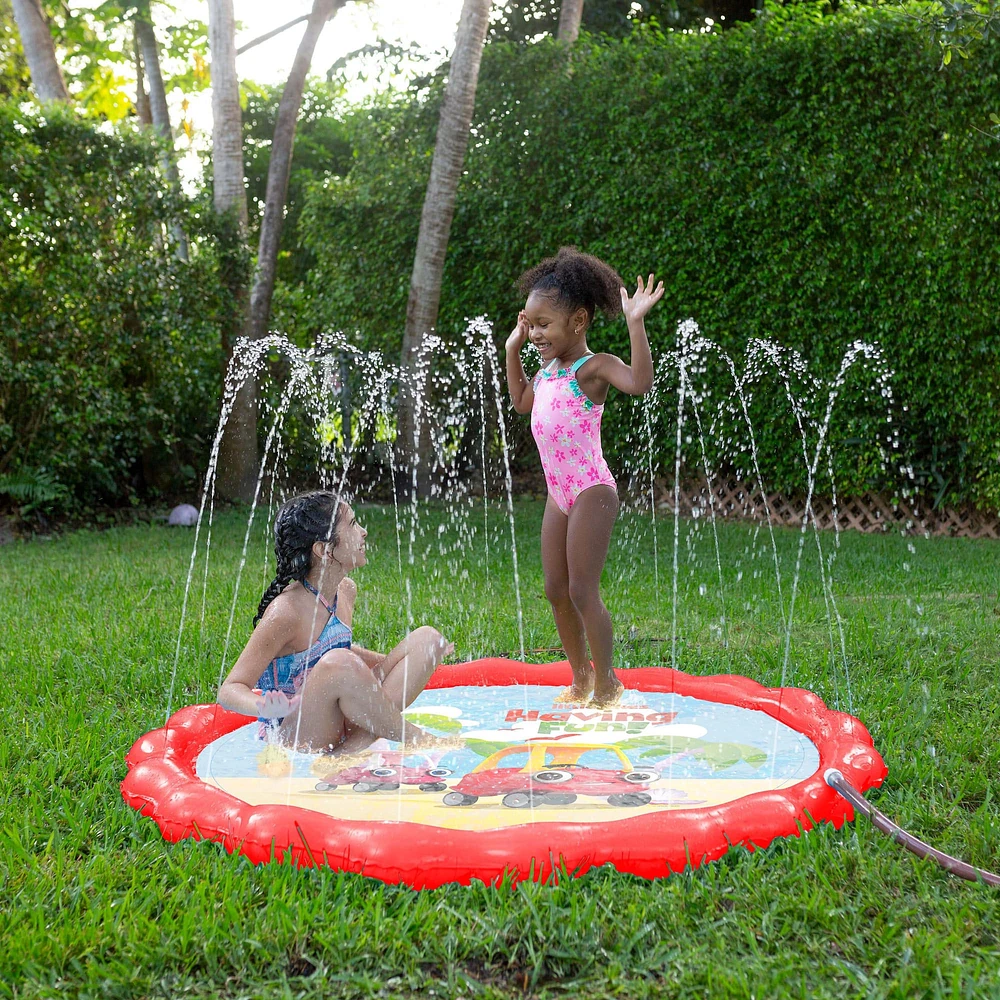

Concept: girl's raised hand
[[505, 310, 530, 352], [621, 274, 665, 324], [256, 689, 300, 719]]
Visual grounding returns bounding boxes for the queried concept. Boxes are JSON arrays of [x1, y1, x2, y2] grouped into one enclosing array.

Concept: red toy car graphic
[[443, 742, 658, 808], [315, 751, 453, 793]]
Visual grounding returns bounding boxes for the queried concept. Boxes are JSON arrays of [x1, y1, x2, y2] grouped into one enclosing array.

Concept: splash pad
[[123, 658, 885, 887], [125, 320, 997, 886]]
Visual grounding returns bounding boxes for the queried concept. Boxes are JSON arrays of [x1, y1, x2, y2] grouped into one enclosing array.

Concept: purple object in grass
[[168, 504, 199, 527]]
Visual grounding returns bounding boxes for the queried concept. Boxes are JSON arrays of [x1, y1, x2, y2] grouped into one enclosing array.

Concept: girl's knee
[[544, 578, 571, 607], [315, 648, 368, 682], [338, 576, 357, 605], [412, 624, 445, 647], [568, 580, 601, 614]]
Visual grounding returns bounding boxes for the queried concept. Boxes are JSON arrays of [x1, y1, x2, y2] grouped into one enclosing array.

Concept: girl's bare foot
[[553, 677, 595, 705], [412, 733, 466, 752], [310, 749, 372, 777], [589, 676, 624, 708]]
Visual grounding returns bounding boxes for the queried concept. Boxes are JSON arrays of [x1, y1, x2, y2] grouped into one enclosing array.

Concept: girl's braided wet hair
[[253, 491, 346, 627], [517, 246, 623, 324]]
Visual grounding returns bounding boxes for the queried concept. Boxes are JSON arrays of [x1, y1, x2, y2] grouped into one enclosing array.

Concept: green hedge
[[0, 105, 230, 509], [292, 4, 1000, 508]]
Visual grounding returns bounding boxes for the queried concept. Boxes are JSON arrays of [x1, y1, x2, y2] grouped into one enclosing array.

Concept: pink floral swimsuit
[[530, 353, 617, 515]]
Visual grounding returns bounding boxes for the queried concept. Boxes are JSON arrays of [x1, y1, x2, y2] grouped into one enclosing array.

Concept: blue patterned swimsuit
[[256, 579, 352, 736]]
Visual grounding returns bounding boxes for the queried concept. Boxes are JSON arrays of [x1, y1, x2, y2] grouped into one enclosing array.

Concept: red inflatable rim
[[121, 659, 886, 888]]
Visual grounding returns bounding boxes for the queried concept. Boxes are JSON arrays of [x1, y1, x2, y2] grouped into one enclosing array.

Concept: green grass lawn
[[2, 500, 999, 999]]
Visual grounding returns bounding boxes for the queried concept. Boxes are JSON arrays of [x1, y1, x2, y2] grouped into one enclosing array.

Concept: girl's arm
[[217, 602, 299, 717], [351, 646, 383, 669], [589, 274, 664, 396], [505, 311, 535, 414]]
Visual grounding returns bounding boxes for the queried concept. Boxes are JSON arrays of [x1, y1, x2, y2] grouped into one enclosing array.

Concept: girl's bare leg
[[336, 626, 452, 752], [541, 496, 594, 701], [566, 484, 622, 707], [279, 649, 429, 751], [373, 625, 452, 706]]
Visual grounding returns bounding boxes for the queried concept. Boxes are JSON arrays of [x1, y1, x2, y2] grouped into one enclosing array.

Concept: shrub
[[0, 104, 230, 509], [293, 5, 1000, 508]]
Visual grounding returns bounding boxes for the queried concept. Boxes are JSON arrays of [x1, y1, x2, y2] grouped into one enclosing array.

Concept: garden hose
[[825, 769, 1000, 887]]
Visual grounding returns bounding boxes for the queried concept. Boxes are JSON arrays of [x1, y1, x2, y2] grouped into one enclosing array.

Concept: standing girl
[[505, 247, 663, 706], [218, 491, 452, 752]]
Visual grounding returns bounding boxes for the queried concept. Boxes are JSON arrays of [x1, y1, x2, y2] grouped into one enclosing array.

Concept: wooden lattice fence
[[654, 480, 1000, 540]]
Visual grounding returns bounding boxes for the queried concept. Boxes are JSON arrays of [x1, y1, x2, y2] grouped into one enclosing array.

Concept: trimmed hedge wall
[[292, 5, 1000, 508]]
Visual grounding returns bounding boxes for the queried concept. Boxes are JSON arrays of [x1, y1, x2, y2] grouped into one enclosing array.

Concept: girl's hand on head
[[621, 274, 665, 324], [505, 311, 530, 353], [256, 690, 300, 719]]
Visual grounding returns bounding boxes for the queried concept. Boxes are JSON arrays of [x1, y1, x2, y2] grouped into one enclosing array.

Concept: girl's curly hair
[[253, 491, 347, 627], [517, 246, 623, 324]]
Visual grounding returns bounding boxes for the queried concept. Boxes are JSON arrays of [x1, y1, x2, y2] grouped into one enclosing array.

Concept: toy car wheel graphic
[[443, 791, 479, 806], [540, 792, 577, 806], [607, 792, 652, 807], [418, 781, 448, 792], [370, 767, 397, 778], [354, 781, 400, 792], [623, 771, 658, 784], [501, 791, 536, 809], [426, 767, 452, 778], [314, 781, 337, 792], [532, 770, 573, 784]]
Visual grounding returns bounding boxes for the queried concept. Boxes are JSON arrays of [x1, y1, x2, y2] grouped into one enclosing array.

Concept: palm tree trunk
[[10, 0, 69, 101], [209, 0, 249, 230], [398, 0, 491, 480], [218, 0, 342, 501], [557, 0, 585, 44], [133, 26, 152, 125], [208, 0, 254, 502], [245, 0, 345, 344], [134, 13, 189, 262]]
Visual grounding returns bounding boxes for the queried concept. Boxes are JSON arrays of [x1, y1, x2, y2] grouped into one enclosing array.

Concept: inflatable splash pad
[[122, 659, 886, 887]]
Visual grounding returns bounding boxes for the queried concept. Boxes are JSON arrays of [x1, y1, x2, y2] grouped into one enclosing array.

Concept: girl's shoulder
[[577, 351, 620, 381], [260, 588, 304, 631]]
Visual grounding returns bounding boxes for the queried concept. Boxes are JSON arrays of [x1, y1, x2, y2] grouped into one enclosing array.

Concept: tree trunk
[[245, 0, 344, 344], [237, 15, 310, 56], [219, 0, 342, 501], [557, 0, 585, 44], [10, 0, 69, 101], [208, 0, 255, 503], [398, 0, 491, 479], [134, 14, 189, 261], [133, 26, 152, 125]]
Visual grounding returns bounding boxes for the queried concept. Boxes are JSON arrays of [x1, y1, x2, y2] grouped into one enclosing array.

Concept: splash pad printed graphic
[[122, 660, 886, 887]]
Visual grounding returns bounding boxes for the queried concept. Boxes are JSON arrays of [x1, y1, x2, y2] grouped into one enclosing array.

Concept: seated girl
[[218, 491, 452, 754]]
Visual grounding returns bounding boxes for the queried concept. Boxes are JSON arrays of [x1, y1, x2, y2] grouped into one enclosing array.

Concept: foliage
[[0, 102, 231, 509], [10, 0, 210, 122], [0, 0, 31, 98], [889, 0, 1000, 63], [293, 5, 1000, 508], [0, 465, 69, 514], [488, 0, 714, 39], [239, 79, 354, 296]]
